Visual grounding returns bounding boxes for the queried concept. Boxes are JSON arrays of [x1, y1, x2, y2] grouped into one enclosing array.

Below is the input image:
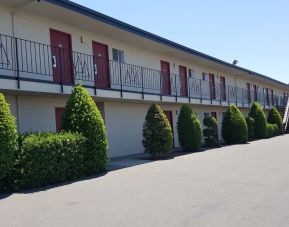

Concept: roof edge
[[44, 0, 288, 88]]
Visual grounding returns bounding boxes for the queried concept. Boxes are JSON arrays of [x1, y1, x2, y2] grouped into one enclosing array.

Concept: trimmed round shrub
[[177, 104, 202, 152], [272, 124, 279, 137], [61, 85, 108, 175], [0, 93, 18, 191], [143, 104, 173, 159], [266, 124, 274, 138], [267, 107, 283, 134], [222, 105, 248, 144], [203, 116, 218, 147], [16, 132, 87, 190], [246, 117, 255, 141], [249, 102, 267, 139]]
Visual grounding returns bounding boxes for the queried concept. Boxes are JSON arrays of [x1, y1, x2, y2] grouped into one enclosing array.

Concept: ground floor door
[[50, 29, 73, 84], [92, 41, 110, 89], [164, 110, 174, 147], [179, 65, 188, 97], [55, 107, 65, 132], [161, 61, 171, 95], [209, 73, 216, 99]]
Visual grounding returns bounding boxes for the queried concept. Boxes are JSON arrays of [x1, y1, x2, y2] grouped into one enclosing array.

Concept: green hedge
[[272, 124, 279, 137], [246, 117, 255, 141], [0, 93, 18, 192], [222, 105, 248, 144], [61, 85, 108, 175], [267, 107, 283, 134], [203, 116, 218, 147], [266, 124, 274, 138], [177, 105, 202, 152], [15, 132, 87, 190], [143, 104, 173, 159], [249, 102, 267, 139]]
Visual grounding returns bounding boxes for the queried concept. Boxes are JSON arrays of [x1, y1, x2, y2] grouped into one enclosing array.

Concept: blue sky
[[72, 0, 289, 83]]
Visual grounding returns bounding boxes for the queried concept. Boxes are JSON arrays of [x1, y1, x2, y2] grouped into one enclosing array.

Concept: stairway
[[280, 99, 289, 132]]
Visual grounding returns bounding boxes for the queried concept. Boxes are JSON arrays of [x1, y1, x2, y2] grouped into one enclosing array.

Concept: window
[[188, 69, 195, 78], [202, 72, 207, 81], [204, 112, 210, 118], [112, 48, 124, 62]]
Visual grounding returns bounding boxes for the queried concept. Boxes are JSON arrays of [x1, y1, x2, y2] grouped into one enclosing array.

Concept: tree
[[142, 104, 173, 159], [0, 93, 18, 191], [222, 105, 248, 144], [203, 116, 218, 147], [177, 104, 202, 152], [267, 107, 283, 134], [249, 102, 267, 139], [61, 85, 108, 174], [246, 117, 255, 141]]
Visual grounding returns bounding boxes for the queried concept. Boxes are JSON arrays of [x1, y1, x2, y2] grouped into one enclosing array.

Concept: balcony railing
[[0, 33, 287, 107]]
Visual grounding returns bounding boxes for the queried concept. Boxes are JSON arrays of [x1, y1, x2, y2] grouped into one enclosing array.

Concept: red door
[[50, 29, 73, 84], [246, 83, 251, 103], [55, 107, 65, 132], [164, 110, 174, 147], [253, 85, 258, 101], [211, 112, 217, 120], [209, 73, 216, 99], [266, 88, 269, 105], [179, 66, 188, 97], [270, 89, 274, 105], [92, 41, 110, 89], [220, 76, 226, 100], [161, 61, 171, 95]]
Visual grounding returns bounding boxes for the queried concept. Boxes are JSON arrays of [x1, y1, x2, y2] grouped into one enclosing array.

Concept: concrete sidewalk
[[1, 135, 289, 227]]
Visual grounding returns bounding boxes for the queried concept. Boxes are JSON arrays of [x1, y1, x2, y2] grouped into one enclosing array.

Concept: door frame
[[179, 65, 188, 97], [160, 60, 171, 96], [49, 28, 74, 84], [92, 40, 110, 88], [209, 73, 216, 100]]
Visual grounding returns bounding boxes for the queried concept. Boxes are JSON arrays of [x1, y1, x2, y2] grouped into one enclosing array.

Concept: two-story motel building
[[1, 0, 289, 157]]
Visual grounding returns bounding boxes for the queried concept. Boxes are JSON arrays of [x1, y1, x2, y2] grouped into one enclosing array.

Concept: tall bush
[[222, 105, 248, 144], [267, 107, 283, 134], [16, 132, 86, 190], [203, 116, 218, 147], [266, 124, 274, 138], [0, 93, 18, 192], [249, 102, 267, 139], [177, 105, 202, 152], [246, 117, 255, 141], [61, 85, 108, 174], [272, 124, 279, 137], [143, 104, 173, 159]]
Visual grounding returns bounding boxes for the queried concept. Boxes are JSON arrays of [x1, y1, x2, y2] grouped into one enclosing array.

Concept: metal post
[[141, 67, 144, 100], [175, 74, 177, 102], [200, 80, 203, 103], [58, 48, 64, 93], [188, 76, 191, 103], [119, 62, 123, 98], [14, 37, 20, 89]]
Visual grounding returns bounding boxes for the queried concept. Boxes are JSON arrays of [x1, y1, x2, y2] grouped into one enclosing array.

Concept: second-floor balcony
[[0, 33, 288, 108]]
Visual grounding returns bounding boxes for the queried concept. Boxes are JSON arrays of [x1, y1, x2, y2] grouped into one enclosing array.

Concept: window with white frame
[[112, 48, 124, 62], [188, 69, 196, 78], [202, 72, 208, 81]]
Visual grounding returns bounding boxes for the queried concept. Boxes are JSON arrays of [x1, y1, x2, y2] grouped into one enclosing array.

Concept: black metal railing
[[0, 33, 287, 107]]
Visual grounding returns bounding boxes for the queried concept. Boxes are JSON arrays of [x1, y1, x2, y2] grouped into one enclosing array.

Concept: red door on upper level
[[253, 85, 258, 101], [50, 29, 73, 84], [209, 73, 216, 99], [161, 61, 171, 95], [179, 65, 188, 97], [92, 41, 110, 89], [246, 83, 251, 103], [220, 76, 226, 100]]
